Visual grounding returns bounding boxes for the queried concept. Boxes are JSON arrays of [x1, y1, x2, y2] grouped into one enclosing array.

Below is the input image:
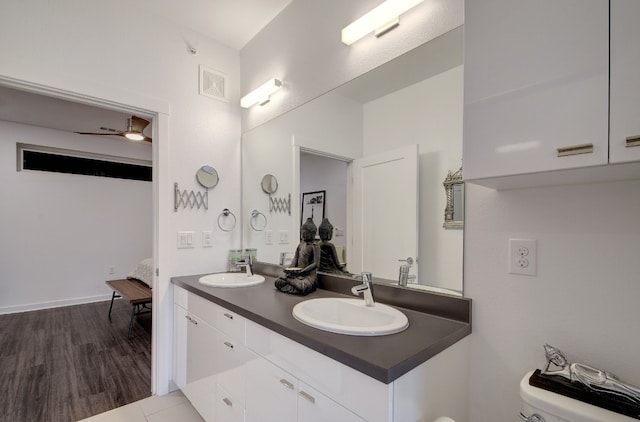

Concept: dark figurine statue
[[318, 218, 349, 275], [275, 218, 320, 295]]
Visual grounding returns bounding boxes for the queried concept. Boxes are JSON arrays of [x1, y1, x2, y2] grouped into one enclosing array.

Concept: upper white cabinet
[[463, 1, 612, 181], [610, 0, 640, 163]]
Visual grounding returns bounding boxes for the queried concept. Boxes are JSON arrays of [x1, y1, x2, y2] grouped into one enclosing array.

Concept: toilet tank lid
[[520, 371, 638, 422]]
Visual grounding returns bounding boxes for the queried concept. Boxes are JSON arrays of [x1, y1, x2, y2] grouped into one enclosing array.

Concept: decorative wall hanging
[[443, 167, 464, 229], [301, 190, 325, 229]]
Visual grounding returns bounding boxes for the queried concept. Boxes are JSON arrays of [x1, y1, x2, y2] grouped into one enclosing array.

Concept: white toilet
[[520, 371, 638, 422]]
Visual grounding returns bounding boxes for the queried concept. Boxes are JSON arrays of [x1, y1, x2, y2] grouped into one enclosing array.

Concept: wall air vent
[[199, 65, 228, 102]]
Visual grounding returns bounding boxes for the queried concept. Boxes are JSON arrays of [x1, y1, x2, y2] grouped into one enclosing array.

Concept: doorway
[[0, 76, 167, 417]]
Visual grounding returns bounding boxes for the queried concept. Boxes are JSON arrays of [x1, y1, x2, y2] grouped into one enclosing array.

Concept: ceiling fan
[[75, 115, 152, 143]]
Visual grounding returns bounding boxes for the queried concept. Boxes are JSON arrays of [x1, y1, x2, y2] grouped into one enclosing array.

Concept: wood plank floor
[[0, 299, 151, 422]]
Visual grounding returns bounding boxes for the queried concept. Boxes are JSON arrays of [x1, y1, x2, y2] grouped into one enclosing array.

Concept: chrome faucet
[[351, 272, 375, 307], [236, 254, 253, 276], [398, 257, 415, 286]]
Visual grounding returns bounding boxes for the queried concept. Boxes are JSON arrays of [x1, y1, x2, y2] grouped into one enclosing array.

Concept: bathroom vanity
[[172, 268, 471, 422]]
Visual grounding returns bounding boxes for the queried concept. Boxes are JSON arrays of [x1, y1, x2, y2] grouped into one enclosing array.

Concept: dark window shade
[[22, 150, 152, 182]]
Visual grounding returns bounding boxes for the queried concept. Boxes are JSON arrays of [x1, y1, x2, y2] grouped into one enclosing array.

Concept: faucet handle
[[398, 257, 414, 266]]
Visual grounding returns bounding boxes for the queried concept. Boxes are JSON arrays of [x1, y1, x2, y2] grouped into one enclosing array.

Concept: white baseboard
[[0, 293, 114, 315]]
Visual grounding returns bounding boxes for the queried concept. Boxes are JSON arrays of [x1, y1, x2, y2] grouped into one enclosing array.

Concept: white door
[[349, 144, 419, 281]]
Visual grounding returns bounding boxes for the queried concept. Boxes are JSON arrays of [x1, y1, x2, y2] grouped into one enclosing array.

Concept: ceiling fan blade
[[75, 131, 125, 136], [142, 135, 152, 143]]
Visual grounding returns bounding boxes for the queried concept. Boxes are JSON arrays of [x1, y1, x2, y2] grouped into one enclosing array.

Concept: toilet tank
[[520, 371, 638, 422]]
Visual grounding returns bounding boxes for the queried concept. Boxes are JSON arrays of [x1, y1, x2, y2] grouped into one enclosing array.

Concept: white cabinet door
[[177, 308, 218, 422], [610, 0, 640, 163], [463, 0, 609, 180], [245, 355, 297, 422], [297, 381, 365, 422]]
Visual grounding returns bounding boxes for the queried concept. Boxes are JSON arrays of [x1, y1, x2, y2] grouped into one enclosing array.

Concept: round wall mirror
[[196, 165, 219, 189], [261, 174, 278, 194]]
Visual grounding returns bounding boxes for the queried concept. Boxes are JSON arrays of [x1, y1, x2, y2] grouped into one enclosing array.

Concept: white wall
[[0, 121, 152, 312], [465, 180, 640, 421], [0, 0, 242, 394], [363, 65, 463, 290]]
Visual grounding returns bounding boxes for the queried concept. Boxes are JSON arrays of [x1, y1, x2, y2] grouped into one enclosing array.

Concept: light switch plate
[[279, 230, 289, 244], [265, 230, 274, 245], [177, 231, 195, 249]]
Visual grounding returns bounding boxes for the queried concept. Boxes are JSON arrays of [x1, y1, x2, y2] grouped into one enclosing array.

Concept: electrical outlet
[[109, 265, 115, 274], [509, 238, 537, 276], [279, 230, 289, 244]]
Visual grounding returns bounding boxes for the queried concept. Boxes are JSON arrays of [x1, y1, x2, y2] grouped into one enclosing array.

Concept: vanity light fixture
[[341, 0, 424, 46], [240, 78, 283, 108]]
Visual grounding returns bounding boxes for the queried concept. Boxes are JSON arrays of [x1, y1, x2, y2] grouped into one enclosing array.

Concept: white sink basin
[[292, 298, 409, 336], [199, 273, 265, 288]]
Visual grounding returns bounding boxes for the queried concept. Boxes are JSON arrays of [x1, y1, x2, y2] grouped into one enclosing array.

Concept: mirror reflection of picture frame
[[443, 168, 464, 229], [301, 190, 326, 230]]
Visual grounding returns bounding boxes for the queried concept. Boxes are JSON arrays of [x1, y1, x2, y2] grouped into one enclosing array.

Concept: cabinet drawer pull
[[556, 143, 593, 157], [222, 397, 233, 407], [298, 390, 315, 404], [223, 312, 234, 320], [184, 315, 198, 325], [224, 341, 234, 349], [557, 144, 593, 157], [279, 379, 294, 390], [626, 135, 640, 148]]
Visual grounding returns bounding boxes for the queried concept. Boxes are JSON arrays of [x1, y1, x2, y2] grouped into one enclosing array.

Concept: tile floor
[[79, 390, 203, 422]]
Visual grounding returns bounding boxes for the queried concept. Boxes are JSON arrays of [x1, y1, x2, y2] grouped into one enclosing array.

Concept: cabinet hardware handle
[[279, 379, 294, 390], [556, 143, 593, 157], [223, 312, 234, 319], [222, 397, 233, 407], [224, 341, 234, 349], [184, 315, 198, 325], [298, 390, 315, 404], [519, 412, 544, 422], [626, 135, 640, 148]]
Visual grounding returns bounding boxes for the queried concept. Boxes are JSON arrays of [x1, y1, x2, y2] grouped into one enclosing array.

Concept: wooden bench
[[106, 278, 152, 339]]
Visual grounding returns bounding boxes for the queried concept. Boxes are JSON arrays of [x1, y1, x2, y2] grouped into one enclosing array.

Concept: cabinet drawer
[[212, 304, 245, 342], [215, 384, 244, 422], [183, 291, 246, 344], [215, 331, 250, 405], [245, 320, 391, 422]]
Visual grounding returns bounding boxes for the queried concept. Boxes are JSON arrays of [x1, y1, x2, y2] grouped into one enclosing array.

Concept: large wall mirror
[[242, 26, 464, 295]]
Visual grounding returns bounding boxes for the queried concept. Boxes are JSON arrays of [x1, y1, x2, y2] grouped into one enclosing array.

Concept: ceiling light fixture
[[240, 78, 283, 108], [124, 118, 145, 141], [341, 0, 424, 46]]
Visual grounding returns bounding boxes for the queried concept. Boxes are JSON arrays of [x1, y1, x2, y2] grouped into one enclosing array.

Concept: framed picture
[[301, 190, 325, 231]]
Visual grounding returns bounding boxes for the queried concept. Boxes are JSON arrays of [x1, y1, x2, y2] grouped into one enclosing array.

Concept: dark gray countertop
[[172, 272, 471, 384]]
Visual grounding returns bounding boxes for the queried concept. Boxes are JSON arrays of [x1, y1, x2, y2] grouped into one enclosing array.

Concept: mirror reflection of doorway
[[299, 152, 349, 266]]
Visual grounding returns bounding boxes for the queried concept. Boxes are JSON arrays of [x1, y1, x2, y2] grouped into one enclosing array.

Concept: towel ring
[[250, 210, 267, 231], [217, 208, 237, 232]]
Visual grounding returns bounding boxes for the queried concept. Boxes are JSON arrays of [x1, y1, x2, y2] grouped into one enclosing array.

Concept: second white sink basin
[[199, 273, 265, 288], [292, 298, 409, 336]]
